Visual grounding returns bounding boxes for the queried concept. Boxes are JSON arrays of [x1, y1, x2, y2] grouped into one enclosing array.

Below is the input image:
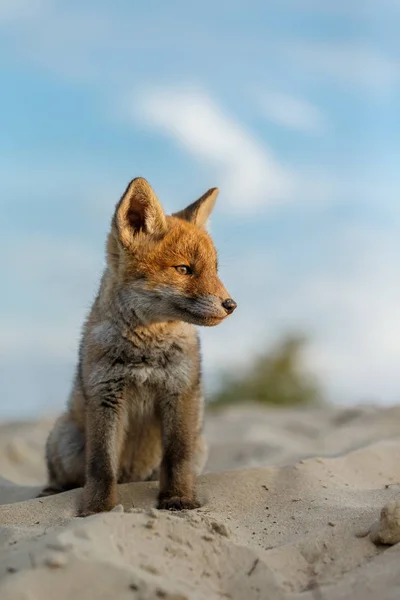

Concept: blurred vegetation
[[209, 334, 323, 408]]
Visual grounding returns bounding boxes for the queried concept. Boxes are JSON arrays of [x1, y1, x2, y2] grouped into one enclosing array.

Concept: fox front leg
[[81, 391, 127, 516], [157, 393, 200, 511]]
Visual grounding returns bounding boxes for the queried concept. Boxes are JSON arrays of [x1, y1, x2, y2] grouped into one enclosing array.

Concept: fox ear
[[115, 178, 167, 246], [173, 187, 219, 228]]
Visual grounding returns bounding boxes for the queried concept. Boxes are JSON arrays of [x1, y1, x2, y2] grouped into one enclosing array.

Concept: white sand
[[1, 404, 400, 600]]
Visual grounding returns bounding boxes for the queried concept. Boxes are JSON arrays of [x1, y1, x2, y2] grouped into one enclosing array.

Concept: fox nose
[[222, 298, 237, 315]]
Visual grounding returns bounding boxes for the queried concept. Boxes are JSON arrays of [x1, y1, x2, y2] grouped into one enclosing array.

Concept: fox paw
[[79, 499, 117, 517], [157, 495, 200, 511], [79, 505, 115, 517], [79, 509, 99, 518], [36, 486, 62, 498]]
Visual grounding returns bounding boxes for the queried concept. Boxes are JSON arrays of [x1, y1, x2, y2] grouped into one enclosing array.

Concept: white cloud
[[135, 87, 295, 211], [131, 86, 397, 215], [259, 92, 326, 133]]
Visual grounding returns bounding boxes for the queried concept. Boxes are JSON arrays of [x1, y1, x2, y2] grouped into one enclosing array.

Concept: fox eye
[[174, 265, 193, 276]]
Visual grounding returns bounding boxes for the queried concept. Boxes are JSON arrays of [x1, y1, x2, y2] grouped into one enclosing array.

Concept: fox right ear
[[173, 187, 219, 228], [115, 178, 167, 246]]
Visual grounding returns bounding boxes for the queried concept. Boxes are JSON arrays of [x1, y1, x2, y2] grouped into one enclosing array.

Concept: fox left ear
[[173, 187, 219, 228], [115, 178, 167, 247]]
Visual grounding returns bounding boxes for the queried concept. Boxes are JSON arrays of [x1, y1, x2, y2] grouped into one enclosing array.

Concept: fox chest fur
[[79, 317, 202, 420]]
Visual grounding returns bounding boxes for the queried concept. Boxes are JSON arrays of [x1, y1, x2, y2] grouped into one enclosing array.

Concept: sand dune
[[1, 404, 400, 599]]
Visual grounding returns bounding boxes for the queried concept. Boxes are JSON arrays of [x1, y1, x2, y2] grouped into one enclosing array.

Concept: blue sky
[[1, 0, 400, 419]]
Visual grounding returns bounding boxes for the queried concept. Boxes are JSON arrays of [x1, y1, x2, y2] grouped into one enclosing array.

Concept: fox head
[[107, 177, 237, 327]]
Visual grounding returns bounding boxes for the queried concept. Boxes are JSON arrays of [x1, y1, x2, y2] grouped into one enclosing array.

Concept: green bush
[[210, 334, 323, 408]]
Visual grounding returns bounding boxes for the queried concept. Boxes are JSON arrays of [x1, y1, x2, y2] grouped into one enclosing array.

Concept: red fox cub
[[39, 177, 237, 514]]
